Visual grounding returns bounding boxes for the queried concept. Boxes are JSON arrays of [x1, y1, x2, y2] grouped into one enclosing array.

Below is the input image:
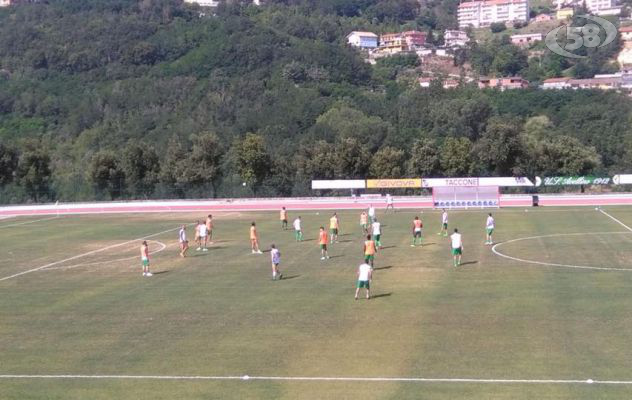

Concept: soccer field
[[2, 207, 632, 399]]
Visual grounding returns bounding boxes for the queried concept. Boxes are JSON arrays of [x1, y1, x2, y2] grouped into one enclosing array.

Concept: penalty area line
[[599, 208, 632, 232], [0, 216, 60, 229], [0, 374, 630, 385], [0, 226, 181, 282]]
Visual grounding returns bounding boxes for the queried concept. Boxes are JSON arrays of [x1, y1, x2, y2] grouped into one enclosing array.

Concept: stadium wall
[[2, 194, 632, 216]]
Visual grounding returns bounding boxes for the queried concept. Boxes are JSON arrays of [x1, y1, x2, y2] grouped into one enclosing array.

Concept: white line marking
[[599, 208, 632, 232], [492, 232, 632, 271], [0, 216, 59, 229], [0, 227, 181, 282], [0, 374, 629, 385], [42, 241, 169, 271]]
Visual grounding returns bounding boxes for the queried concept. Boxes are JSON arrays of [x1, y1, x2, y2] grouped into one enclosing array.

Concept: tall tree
[[120, 144, 160, 198], [474, 117, 524, 176], [16, 142, 52, 201], [235, 133, 271, 195], [407, 138, 440, 177], [439, 137, 474, 177], [333, 137, 371, 179], [87, 151, 125, 200], [0, 141, 18, 186], [187, 132, 225, 196], [369, 146, 406, 178]]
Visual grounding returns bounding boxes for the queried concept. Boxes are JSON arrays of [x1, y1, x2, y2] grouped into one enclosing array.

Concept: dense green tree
[[87, 151, 125, 200], [533, 136, 601, 176], [489, 22, 506, 33], [369, 146, 406, 178], [474, 117, 524, 176], [235, 133, 271, 194], [187, 132, 225, 196], [0, 141, 18, 186], [16, 142, 52, 201], [314, 105, 393, 151], [407, 138, 440, 177], [333, 137, 370, 179], [120, 144, 160, 198], [294, 140, 336, 180], [439, 137, 474, 177], [159, 136, 188, 197]]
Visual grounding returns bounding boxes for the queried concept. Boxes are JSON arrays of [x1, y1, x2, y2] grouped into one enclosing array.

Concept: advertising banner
[[312, 180, 366, 189], [613, 175, 632, 185], [422, 177, 534, 188], [543, 176, 611, 186], [366, 179, 422, 189]]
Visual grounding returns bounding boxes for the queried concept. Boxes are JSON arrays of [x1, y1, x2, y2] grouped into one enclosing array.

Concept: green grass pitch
[[2, 207, 632, 399]]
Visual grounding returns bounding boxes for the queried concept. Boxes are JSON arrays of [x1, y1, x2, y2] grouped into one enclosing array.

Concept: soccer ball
[[242, 182, 247, 187]]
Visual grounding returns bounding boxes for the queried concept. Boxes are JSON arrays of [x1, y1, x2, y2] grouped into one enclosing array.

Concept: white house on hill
[[346, 31, 379, 49]]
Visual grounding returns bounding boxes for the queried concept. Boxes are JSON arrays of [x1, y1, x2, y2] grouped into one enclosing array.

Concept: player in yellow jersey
[[363, 234, 377, 267], [329, 213, 339, 243], [360, 211, 368, 234], [280, 207, 288, 230], [319, 226, 330, 260], [250, 222, 263, 254]]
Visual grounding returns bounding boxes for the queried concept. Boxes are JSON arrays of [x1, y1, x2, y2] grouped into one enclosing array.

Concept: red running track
[[2, 194, 632, 217]]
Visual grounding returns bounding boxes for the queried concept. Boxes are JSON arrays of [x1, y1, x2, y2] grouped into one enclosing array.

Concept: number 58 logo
[[545, 15, 617, 58]]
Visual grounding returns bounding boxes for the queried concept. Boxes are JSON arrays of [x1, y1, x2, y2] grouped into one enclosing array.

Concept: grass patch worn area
[[1, 207, 632, 399]]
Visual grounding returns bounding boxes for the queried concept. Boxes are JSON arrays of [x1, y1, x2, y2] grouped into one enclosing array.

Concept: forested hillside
[[0, 0, 631, 202]]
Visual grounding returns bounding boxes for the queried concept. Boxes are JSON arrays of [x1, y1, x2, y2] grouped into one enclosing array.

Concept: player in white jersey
[[385, 194, 394, 212], [270, 244, 282, 280], [485, 213, 495, 245], [293, 216, 303, 242], [371, 219, 382, 248], [179, 225, 189, 257], [450, 228, 463, 267], [355, 262, 373, 300], [197, 221, 208, 251], [368, 204, 376, 224], [438, 209, 448, 237]]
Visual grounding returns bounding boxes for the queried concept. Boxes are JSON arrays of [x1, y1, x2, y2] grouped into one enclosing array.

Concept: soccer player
[[329, 213, 339, 243], [178, 225, 189, 257], [270, 244, 282, 280], [368, 204, 376, 224], [485, 213, 495, 245], [194, 220, 201, 249], [140, 241, 152, 277], [280, 207, 288, 230], [363, 234, 377, 267], [451, 228, 463, 267], [198, 219, 209, 251], [360, 211, 368, 234], [411, 216, 423, 247], [371, 218, 382, 248], [386, 193, 394, 212], [250, 222, 263, 254], [319, 226, 330, 260], [293, 216, 303, 242], [205, 214, 214, 245], [438, 209, 448, 237], [355, 262, 372, 300]]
